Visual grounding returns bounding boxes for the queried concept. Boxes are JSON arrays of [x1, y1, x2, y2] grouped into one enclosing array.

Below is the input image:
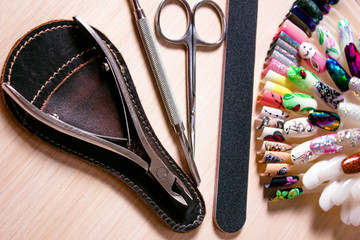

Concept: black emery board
[[214, 0, 258, 233]]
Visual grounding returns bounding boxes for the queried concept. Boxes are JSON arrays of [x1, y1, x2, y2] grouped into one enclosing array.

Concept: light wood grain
[[1, 0, 360, 239]]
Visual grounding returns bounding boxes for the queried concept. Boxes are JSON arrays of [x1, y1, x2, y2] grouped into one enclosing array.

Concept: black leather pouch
[[1, 19, 205, 232]]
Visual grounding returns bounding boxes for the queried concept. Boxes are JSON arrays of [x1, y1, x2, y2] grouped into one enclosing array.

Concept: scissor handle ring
[[156, 0, 192, 44], [192, 0, 227, 46]]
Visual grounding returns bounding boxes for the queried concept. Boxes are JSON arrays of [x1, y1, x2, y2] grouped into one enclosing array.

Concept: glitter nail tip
[[312, 81, 344, 110], [287, 66, 318, 91], [284, 117, 317, 138], [345, 43, 360, 78], [338, 102, 360, 126], [342, 152, 360, 174], [283, 93, 317, 114], [308, 110, 340, 131], [317, 25, 341, 59], [310, 134, 343, 155], [326, 58, 351, 92], [336, 128, 360, 148], [349, 77, 360, 96], [299, 42, 327, 73]]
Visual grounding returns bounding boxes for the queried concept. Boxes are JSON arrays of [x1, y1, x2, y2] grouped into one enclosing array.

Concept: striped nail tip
[[257, 90, 284, 109], [284, 117, 317, 137], [308, 110, 340, 131], [295, 0, 323, 24], [345, 43, 360, 78], [265, 176, 300, 188], [342, 152, 360, 174], [316, 25, 341, 59], [299, 42, 327, 73], [336, 128, 360, 148], [283, 93, 317, 114], [349, 77, 360, 96], [338, 102, 360, 125], [287, 66, 318, 90], [326, 58, 351, 92], [310, 134, 344, 154], [269, 188, 303, 202], [312, 81, 344, 110], [263, 141, 293, 152]]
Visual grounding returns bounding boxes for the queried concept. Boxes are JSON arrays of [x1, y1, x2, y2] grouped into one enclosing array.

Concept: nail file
[[213, 0, 258, 233]]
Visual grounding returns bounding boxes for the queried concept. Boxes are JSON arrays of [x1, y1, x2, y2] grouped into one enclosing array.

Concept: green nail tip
[[287, 66, 319, 91]]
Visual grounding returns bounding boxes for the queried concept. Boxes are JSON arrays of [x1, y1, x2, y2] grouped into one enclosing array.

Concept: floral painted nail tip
[[283, 93, 317, 114], [265, 176, 300, 188], [269, 188, 303, 201], [261, 151, 291, 163], [317, 25, 341, 59], [308, 110, 340, 131], [312, 81, 344, 110], [339, 18, 354, 49]]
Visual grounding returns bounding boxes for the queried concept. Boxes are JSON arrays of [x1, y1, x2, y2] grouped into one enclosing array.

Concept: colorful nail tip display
[[338, 102, 360, 125], [310, 134, 343, 154], [260, 106, 289, 119], [287, 66, 318, 91], [284, 117, 317, 138], [342, 152, 360, 174], [339, 19, 354, 49], [299, 42, 327, 73], [312, 81, 344, 110], [262, 58, 289, 77], [258, 90, 284, 109], [290, 5, 316, 31], [269, 188, 303, 202], [257, 116, 284, 129], [291, 140, 315, 163], [349, 77, 360, 97], [317, 25, 341, 59], [336, 128, 360, 148], [326, 58, 351, 92], [345, 43, 360, 78], [262, 141, 292, 152], [308, 110, 340, 131], [283, 93, 317, 113], [286, 13, 312, 38], [295, 0, 323, 24], [265, 176, 300, 188]]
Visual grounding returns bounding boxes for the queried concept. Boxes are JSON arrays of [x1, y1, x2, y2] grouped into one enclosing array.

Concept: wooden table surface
[[2, 0, 360, 239]]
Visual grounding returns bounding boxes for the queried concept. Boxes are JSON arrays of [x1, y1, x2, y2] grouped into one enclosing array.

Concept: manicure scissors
[[156, 0, 227, 157]]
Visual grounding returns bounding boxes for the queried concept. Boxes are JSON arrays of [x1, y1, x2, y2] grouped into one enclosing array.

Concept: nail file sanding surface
[[214, 0, 258, 233]]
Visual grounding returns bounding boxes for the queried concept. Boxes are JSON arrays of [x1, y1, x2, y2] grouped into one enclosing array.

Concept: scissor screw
[[102, 62, 110, 72], [156, 167, 168, 179]]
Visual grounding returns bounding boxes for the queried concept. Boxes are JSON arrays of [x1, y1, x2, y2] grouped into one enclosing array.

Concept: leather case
[[0, 19, 205, 232]]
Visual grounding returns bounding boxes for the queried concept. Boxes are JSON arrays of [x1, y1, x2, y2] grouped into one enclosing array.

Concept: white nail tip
[[317, 155, 346, 182], [331, 179, 355, 206], [319, 181, 337, 211], [303, 161, 328, 190]]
